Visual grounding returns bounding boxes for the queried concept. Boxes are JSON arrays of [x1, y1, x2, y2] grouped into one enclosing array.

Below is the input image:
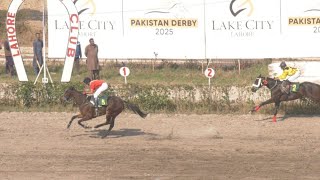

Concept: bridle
[[252, 78, 262, 88], [252, 77, 278, 90], [64, 89, 90, 105], [268, 79, 278, 90]]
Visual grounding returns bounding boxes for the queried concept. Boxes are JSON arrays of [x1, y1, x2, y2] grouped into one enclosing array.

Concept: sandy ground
[[0, 112, 319, 180]]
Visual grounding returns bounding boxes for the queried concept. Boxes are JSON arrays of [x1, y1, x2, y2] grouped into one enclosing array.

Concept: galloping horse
[[250, 75, 320, 122], [63, 87, 148, 138]]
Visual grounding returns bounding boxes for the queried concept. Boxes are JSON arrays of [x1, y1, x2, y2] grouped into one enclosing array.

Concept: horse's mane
[[67, 86, 88, 100], [266, 77, 281, 83], [68, 86, 84, 95]]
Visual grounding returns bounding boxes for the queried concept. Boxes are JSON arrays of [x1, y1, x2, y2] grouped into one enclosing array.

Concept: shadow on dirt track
[[253, 114, 320, 122], [71, 128, 157, 138]]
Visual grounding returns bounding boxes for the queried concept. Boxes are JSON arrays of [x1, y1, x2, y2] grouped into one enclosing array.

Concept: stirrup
[[95, 108, 99, 116]]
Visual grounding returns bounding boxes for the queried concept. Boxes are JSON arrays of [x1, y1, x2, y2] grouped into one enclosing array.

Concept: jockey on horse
[[274, 61, 301, 94], [83, 77, 108, 116]]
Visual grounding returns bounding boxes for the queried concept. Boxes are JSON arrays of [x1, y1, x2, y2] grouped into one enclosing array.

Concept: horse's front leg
[[272, 94, 294, 122], [67, 114, 81, 129], [78, 116, 93, 129], [250, 98, 275, 113], [272, 101, 281, 122]]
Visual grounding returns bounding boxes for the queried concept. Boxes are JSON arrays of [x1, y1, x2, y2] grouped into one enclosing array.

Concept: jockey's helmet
[[83, 77, 91, 85], [280, 61, 287, 69]]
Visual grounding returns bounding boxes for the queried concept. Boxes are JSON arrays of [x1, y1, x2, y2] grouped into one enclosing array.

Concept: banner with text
[[47, 0, 123, 58], [47, 0, 320, 59], [205, 0, 281, 58], [7, 0, 28, 81], [123, 0, 204, 59], [281, 0, 320, 58]]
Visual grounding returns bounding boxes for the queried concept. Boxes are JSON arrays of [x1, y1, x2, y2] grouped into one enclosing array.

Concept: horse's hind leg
[[102, 117, 115, 138], [94, 116, 111, 129], [67, 114, 80, 129], [94, 122, 109, 129]]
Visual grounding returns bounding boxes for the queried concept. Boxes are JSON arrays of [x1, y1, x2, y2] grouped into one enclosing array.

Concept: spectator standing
[[33, 32, 43, 75], [85, 38, 99, 80], [3, 39, 15, 77], [74, 41, 82, 75]]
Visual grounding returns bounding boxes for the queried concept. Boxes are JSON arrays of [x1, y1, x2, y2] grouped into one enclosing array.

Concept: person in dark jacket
[[73, 41, 82, 75], [3, 39, 15, 77], [33, 33, 43, 75], [85, 38, 99, 80]]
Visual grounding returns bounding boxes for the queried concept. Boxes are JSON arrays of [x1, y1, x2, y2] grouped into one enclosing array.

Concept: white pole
[[203, 0, 207, 74], [34, 65, 44, 85], [238, 59, 241, 75], [42, 0, 47, 83]]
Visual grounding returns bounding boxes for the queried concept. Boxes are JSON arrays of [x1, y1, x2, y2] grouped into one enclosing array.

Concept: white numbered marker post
[[204, 68, 215, 88], [119, 67, 130, 84]]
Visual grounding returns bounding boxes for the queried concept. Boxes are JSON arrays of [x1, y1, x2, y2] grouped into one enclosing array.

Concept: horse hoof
[[101, 132, 109, 138], [101, 135, 107, 139]]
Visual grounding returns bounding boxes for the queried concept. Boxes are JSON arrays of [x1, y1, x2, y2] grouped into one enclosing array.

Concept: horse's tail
[[124, 101, 148, 118]]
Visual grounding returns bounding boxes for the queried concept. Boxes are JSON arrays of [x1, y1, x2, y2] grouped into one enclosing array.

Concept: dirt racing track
[[0, 112, 319, 179]]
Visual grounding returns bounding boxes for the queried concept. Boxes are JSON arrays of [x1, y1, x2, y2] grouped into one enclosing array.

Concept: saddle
[[280, 81, 300, 94], [88, 95, 108, 107], [97, 95, 108, 107]]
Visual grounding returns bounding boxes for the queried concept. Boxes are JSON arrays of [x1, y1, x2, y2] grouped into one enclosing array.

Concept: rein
[[73, 90, 90, 106], [259, 77, 278, 90], [268, 79, 278, 90]]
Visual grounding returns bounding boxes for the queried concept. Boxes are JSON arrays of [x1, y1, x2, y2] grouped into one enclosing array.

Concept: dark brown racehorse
[[250, 75, 320, 122], [63, 87, 148, 138]]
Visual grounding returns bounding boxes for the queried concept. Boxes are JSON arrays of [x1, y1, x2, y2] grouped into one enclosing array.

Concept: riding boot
[[281, 80, 290, 94], [94, 98, 99, 116], [90, 96, 95, 105]]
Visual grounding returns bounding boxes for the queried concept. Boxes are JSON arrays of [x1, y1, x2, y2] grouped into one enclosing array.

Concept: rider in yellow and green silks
[[276, 61, 300, 81], [275, 61, 301, 94]]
